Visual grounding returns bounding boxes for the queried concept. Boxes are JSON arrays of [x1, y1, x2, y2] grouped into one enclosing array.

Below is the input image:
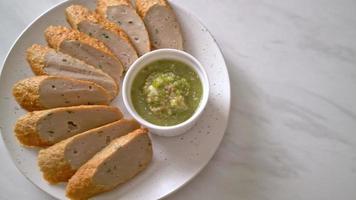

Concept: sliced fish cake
[[66, 5, 138, 70], [66, 128, 152, 200], [45, 26, 123, 81], [97, 0, 151, 56], [26, 44, 118, 99], [38, 119, 140, 183], [136, 0, 183, 50], [14, 105, 123, 147], [13, 76, 110, 111]]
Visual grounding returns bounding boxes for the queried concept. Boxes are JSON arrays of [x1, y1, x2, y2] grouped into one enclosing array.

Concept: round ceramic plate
[[0, 0, 230, 199]]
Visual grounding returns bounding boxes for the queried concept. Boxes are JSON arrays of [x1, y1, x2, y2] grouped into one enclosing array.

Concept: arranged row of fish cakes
[[12, 0, 184, 199]]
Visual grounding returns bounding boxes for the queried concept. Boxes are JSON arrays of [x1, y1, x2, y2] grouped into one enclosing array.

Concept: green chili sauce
[[131, 60, 203, 126]]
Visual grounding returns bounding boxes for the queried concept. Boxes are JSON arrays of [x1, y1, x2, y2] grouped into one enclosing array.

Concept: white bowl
[[122, 49, 209, 137]]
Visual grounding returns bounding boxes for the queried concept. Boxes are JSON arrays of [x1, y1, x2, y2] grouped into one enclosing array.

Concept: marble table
[[1, 0, 355, 199]]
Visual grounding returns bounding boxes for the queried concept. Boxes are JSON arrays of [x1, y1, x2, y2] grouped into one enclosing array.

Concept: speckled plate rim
[[0, 1, 72, 198], [145, 13, 231, 199], [0, 0, 231, 199]]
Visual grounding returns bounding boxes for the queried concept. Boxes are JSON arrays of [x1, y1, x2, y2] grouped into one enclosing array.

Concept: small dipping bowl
[[123, 49, 209, 137]]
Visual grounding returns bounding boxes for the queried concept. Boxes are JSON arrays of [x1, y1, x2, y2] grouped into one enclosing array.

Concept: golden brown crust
[[96, 0, 151, 56], [66, 162, 104, 200], [66, 5, 98, 30], [38, 119, 140, 184], [96, 0, 131, 17], [14, 111, 52, 147], [14, 106, 122, 147], [66, 5, 130, 43], [66, 128, 152, 200], [26, 44, 53, 75], [38, 139, 76, 184], [135, 0, 169, 18], [26, 44, 119, 100], [44, 26, 114, 56], [12, 76, 47, 111], [13, 76, 111, 111]]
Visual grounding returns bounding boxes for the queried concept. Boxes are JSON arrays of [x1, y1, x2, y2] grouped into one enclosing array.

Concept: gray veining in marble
[[1, 0, 356, 199]]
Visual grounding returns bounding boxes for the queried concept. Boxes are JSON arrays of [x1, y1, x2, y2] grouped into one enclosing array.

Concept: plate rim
[[154, 5, 231, 199], [0, 0, 231, 199], [0, 1, 69, 199]]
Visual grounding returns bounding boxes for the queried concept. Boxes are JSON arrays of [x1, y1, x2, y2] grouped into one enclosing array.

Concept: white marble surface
[[0, 0, 356, 199]]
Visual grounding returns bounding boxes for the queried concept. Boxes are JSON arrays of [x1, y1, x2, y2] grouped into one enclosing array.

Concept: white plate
[[0, 0, 230, 199]]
